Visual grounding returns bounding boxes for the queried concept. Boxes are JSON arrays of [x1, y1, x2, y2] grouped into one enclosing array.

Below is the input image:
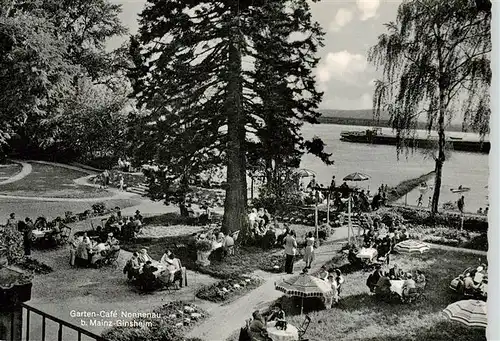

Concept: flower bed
[[388, 206, 488, 231], [406, 224, 487, 251], [259, 253, 302, 273], [196, 275, 263, 303], [102, 301, 207, 341], [15, 258, 53, 274]]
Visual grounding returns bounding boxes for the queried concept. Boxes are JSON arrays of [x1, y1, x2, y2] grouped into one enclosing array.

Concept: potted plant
[[195, 239, 213, 266]]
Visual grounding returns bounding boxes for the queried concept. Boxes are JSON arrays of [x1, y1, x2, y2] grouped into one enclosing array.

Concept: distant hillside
[[318, 109, 464, 132]]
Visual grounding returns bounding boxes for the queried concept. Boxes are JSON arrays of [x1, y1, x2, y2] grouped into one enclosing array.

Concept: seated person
[[402, 273, 417, 299], [265, 304, 286, 328], [463, 273, 480, 295], [317, 266, 329, 281], [105, 214, 117, 230], [224, 233, 235, 256], [216, 232, 225, 245], [122, 217, 136, 241], [335, 269, 344, 297], [160, 250, 172, 265], [374, 275, 392, 299], [138, 248, 153, 264], [276, 224, 290, 246], [106, 233, 120, 251], [474, 265, 486, 285], [134, 210, 143, 223], [123, 252, 141, 280], [50, 218, 62, 243], [90, 241, 109, 265], [388, 264, 403, 280], [248, 310, 269, 341], [75, 234, 92, 266], [415, 270, 426, 290], [367, 265, 384, 293], [139, 261, 158, 292], [159, 253, 183, 287]]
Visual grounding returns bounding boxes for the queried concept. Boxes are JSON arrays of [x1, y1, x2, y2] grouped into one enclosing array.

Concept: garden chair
[[104, 248, 121, 267], [162, 267, 188, 292], [297, 315, 311, 341]]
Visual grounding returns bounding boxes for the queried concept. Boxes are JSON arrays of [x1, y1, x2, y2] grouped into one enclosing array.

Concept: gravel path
[[0, 161, 31, 184]]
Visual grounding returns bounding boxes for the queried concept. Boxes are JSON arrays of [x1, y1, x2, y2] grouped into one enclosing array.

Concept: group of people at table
[[3, 213, 68, 255], [123, 248, 184, 291], [70, 231, 120, 267], [100, 208, 144, 241], [455, 264, 488, 298], [366, 263, 426, 302]]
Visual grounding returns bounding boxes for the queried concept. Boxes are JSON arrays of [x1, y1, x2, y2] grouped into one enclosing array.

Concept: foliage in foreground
[[102, 301, 207, 341]]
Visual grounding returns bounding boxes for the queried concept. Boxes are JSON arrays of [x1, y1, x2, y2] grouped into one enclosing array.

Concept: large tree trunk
[[222, 31, 249, 238], [431, 93, 447, 214]]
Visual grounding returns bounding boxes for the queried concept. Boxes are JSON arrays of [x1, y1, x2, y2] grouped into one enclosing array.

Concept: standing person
[[330, 175, 336, 189], [335, 269, 345, 299], [284, 230, 297, 274], [417, 194, 423, 207], [303, 232, 315, 269], [457, 195, 465, 213], [428, 196, 432, 208], [23, 217, 34, 256], [119, 175, 124, 191], [6, 213, 17, 231]]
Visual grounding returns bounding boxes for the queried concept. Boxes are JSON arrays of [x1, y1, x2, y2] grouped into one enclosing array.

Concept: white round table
[[267, 321, 299, 341], [390, 280, 405, 296]]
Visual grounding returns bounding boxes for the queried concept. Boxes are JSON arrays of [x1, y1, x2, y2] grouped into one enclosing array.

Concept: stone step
[[127, 187, 148, 196]]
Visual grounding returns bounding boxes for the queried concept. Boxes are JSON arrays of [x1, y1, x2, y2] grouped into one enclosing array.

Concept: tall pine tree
[[130, 0, 329, 236]]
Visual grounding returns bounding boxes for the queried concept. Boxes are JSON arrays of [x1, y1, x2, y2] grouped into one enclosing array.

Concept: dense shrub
[[195, 239, 213, 252], [91, 202, 107, 215], [15, 258, 53, 274], [196, 275, 262, 302], [0, 229, 24, 263], [388, 207, 487, 231]]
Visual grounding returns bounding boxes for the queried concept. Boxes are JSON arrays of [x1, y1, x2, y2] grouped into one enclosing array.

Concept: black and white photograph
[[0, 0, 497, 340]]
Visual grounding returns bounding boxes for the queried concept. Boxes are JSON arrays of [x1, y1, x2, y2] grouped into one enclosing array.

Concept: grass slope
[[0, 163, 109, 198], [283, 248, 486, 341]]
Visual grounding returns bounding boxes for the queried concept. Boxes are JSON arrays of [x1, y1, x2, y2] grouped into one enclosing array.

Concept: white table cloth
[[390, 280, 405, 296], [267, 321, 299, 341], [357, 248, 377, 259], [32, 230, 49, 239]]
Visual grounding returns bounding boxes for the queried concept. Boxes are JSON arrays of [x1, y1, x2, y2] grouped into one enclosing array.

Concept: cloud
[[316, 50, 368, 83], [329, 8, 353, 32], [320, 93, 373, 110], [356, 0, 380, 21]]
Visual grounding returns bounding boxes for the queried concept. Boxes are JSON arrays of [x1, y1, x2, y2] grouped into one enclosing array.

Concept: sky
[[107, 0, 403, 110]]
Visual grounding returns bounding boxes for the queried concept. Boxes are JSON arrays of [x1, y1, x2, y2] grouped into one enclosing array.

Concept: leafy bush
[[195, 239, 213, 252], [91, 202, 107, 215], [0, 229, 24, 263], [196, 275, 262, 302]]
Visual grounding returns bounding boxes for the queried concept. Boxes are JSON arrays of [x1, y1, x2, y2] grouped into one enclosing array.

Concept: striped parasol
[[343, 172, 370, 182], [275, 274, 333, 315], [394, 239, 430, 254], [295, 169, 316, 178], [443, 300, 487, 328]]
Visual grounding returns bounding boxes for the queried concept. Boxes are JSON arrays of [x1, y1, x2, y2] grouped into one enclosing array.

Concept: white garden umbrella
[[275, 273, 333, 315], [443, 300, 487, 328], [296, 169, 316, 178], [343, 172, 370, 182], [394, 239, 430, 254]]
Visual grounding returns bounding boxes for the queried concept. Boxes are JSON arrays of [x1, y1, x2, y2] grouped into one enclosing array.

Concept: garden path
[[186, 227, 350, 341], [0, 161, 32, 185]]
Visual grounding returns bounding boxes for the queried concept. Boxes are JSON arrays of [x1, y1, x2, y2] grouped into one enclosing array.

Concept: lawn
[[0, 163, 22, 180], [0, 163, 109, 198], [277, 248, 487, 341]]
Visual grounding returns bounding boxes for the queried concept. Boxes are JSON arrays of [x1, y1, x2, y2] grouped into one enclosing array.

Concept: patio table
[[357, 248, 377, 260], [267, 321, 299, 341], [32, 230, 49, 239], [390, 280, 405, 297]]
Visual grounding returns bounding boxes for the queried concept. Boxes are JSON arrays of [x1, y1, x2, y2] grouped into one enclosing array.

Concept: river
[[300, 124, 489, 213]]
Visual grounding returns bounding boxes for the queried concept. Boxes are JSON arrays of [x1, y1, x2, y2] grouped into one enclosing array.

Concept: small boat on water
[[450, 187, 470, 193]]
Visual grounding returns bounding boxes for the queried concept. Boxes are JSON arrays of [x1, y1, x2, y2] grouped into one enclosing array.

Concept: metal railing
[[20, 303, 105, 341]]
